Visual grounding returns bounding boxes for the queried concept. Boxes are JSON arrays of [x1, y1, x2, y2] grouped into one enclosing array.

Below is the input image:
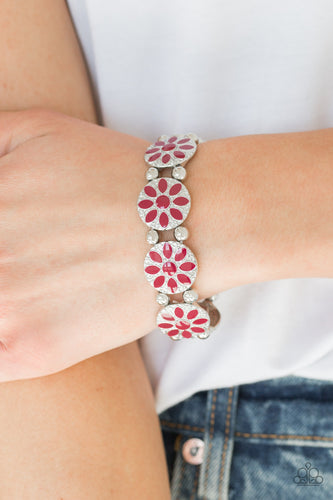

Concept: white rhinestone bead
[[174, 226, 189, 241], [147, 229, 159, 244], [146, 167, 159, 180], [183, 289, 199, 303], [172, 166, 186, 180], [187, 132, 204, 144], [158, 134, 169, 142], [198, 330, 210, 339], [156, 293, 169, 306]]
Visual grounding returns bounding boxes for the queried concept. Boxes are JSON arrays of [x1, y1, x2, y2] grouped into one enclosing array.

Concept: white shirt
[[67, 0, 333, 414]]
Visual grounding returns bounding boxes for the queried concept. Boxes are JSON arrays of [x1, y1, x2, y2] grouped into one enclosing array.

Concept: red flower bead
[[137, 178, 191, 230], [157, 303, 210, 339], [144, 242, 197, 294], [144, 134, 197, 169]]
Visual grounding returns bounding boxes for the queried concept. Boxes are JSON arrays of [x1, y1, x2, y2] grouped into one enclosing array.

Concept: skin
[[0, 110, 157, 378], [0, 345, 171, 499], [185, 130, 333, 296], [0, 1, 171, 498], [0, 0, 332, 497]]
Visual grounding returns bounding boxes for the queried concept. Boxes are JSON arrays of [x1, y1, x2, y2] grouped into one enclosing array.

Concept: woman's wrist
[[185, 129, 333, 295]]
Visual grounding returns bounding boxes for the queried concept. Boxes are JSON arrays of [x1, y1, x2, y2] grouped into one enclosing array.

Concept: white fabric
[[67, 0, 333, 414]]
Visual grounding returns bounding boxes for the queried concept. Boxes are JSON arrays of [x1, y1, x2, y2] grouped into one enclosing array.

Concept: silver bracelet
[[137, 133, 221, 340]]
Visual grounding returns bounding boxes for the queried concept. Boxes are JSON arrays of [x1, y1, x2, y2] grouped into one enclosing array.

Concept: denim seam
[[160, 420, 205, 433], [178, 450, 187, 496], [190, 465, 200, 500], [218, 388, 234, 499], [203, 389, 218, 497], [235, 431, 333, 441]]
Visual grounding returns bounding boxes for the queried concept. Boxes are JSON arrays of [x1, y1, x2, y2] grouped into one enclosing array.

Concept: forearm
[[186, 129, 333, 296]]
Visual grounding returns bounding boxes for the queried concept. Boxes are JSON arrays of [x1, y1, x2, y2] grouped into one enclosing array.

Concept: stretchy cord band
[[137, 133, 221, 340]]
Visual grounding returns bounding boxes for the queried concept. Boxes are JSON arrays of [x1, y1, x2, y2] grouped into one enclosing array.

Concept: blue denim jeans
[[158, 375, 333, 499]]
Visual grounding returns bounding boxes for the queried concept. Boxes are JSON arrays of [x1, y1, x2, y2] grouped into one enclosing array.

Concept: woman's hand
[[0, 108, 157, 381]]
